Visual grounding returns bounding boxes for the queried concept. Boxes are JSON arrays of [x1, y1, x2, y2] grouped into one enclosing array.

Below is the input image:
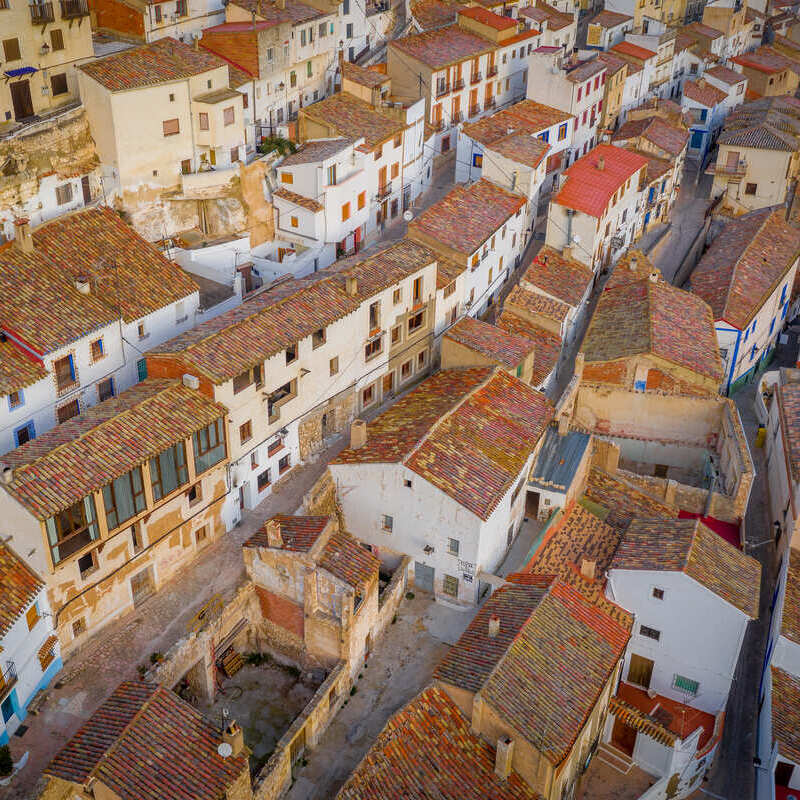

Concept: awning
[[5, 66, 38, 79]]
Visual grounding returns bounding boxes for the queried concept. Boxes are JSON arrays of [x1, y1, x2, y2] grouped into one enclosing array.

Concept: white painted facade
[[139, 0, 226, 43], [606, 568, 751, 716]]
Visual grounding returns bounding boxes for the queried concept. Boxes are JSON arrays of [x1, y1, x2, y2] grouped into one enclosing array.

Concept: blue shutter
[[67, 354, 75, 381]]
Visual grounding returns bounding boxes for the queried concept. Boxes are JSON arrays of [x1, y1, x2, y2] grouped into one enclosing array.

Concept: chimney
[[350, 419, 367, 449], [222, 721, 245, 757], [14, 218, 33, 253], [597, 156, 605, 171], [0, 464, 14, 485], [74, 275, 91, 294], [345, 275, 358, 296], [488, 613, 500, 638], [562, 245, 572, 259], [580, 559, 596, 581], [183, 373, 200, 390], [495, 737, 514, 780], [266, 517, 284, 548]]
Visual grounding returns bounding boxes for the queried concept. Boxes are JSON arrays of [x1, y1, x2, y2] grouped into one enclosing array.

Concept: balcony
[[710, 159, 747, 177], [376, 184, 391, 201], [432, 119, 445, 131], [30, 0, 54, 22], [451, 111, 463, 123], [60, 0, 89, 17], [470, 71, 482, 84], [435, 83, 450, 98], [452, 78, 465, 91], [484, 97, 496, 109], [487, 64, 498, 77], [0, 662, 17, 698], [469, 104, 481, 116]]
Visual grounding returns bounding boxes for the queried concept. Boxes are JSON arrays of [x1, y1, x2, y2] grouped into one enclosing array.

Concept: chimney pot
[[345, 275, 358, 296], [580, 559, 596, 580], [222, 721, 245, 757], [488, 613, 501, 638], [495, 736, 514, 780], [183, 373, 200, 390], [597, 156, 605, 171], [350, 419, 367, 449], [74, 276, 91, 294], [0, 464, 14, 484], [562, 245, 572, 259], [14, 218, 33, 253], [266, 517, 284, 548]]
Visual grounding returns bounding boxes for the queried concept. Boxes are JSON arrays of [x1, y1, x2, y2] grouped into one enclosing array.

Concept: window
[[231, 147, 240, 164], [278, 453, 291, 473], [391, 325, 401, 345], [137, 322, 147, 340], [72, 618, 87, 638], [3, 38, 21, 62], [193, 418, 225, 473], [365, 337, 382, 360], [162, 118, 180, 136], [307, 61, 313, 78], [257, 469, 271, 491], [57, 398, 80, 424], [50, 29, 64, 51], [391, 162, 399, 179], [673, 674, 699, 695], [640, 624, 661, 641], [90, 338, 104, 361], [447, 537, 459, 556], [381, 514, 393, 532], [149, 442, 189, 501], [745, 183, 757, 195], [233, 369, 252, 394], [401, 359, 412, 380], [223, 106, 235, 126], [539, 130, 549, 144], [443, 280, 456, 298], [195, 525, 208, 545], [311, 327, 326, 349], [267, 380, 296, 420], [8, 389, 23, 410], [577, 87, 582, 102], [628, 653, 654, 688], [558, 122, 568, 141], [97, 378, 114, 402], [281, 172, 293, 184], [26, 602, 40, 630], [77, 550, 98, 579], [413, 276, 423, 303], [394, 134, 402, 148], [368, 300, 380, 331], [45, 496, 99, 564], [319, 22, 326, 37], [374, 144, 382, 161], [286, 343, 297, 364], [473, 152, 483, 168], [443, 574, 459, 597], [404, 478, 412, 488], [301, 28, 307, 46], [342, 201, 351, 221], [239, 420, 252, 444], [417, 350, 426, 369], [290, 71, 297, 88], [48, 71, 68, 96], [290, 216, 298, 228], [357, 190, 366, 210], [154, 5, 162, 22], [362, 384, 375, 407], [329, 356, 339, 375], [242, 93, 248, 109], [408, 310, 424, 333]]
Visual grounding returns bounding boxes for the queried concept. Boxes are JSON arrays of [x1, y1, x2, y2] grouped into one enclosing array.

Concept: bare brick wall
[[255, 586, 304, 640], [91, 0, 145, 39]]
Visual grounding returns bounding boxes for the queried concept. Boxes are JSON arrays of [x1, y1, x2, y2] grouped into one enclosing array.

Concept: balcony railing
[[470, 71, 482, 84], [30, 1, 54, 22], [432, 119, 445, 131], [487, 64, 498, 77], [469, 104, 481, 116], [452, 78, 465, 91], [484, 97, 496, 109], [0, 662, 17, 698], [711, 160, 748, 177], [436, 83, 450, 98], [376, 184, 391, 201], [451, 111, 463, 123], [60, 0, 89, 17]]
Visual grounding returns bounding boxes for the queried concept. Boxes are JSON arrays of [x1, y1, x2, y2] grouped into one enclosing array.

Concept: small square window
[[195, 525, 208, 544], [312, 328, 326, 349], [91, 338, 104, 361], [286, 343, 297, 364], [443, 574, 459, 597], [393, 288, 402, 304], [745, 183, 757, 195], [330, 356, 339, 376], [169, 92, 175, 102], [447, 537, 459, 556], [26, 603, 40, 630], [72, 618, 86, 638], [8, 390, 23, 409], [188, 483, 202, 504], [652, 587, 664, 600], [404, 478, 412, 488], [97, 378, 115, 402], [382, 514, 393, 531], [78, 550, 98, 578], [239, 420, 253, 444], [640, 624, 661, 641]]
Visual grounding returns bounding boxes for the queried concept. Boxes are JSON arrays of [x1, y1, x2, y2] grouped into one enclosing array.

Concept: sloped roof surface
[[0, 543, 43, 637]]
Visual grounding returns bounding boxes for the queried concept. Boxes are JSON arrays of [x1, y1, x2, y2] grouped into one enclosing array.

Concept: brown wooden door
[[725, 149, 740, 168], [10, 80, 33, 121], [131, 567, 155, 607], [526, 491, 540, 518], [81, 175, 91, 204], [383, 372, 393, 394], [611, 716, 637, 757], [627, 654, 654, 689]]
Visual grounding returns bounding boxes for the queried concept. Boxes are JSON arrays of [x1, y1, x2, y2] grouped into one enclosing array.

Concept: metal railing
[[487, 64, 498, 77], [60, 0, 88, 17], [452, 78, 465, 90], [469, 104, 481, 116], [451, 111, 463, 123], [376, 184, 391, 200], [0, 662, 17, 697], [29, 0, 54, 22], [470, 71, 482, 84], [484, 97, 496, 109], [435, 83, 450, 98]]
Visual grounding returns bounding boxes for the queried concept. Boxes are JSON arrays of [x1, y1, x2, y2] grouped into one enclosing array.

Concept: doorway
[[611, 716, 637, 757], [627, 653, 654, 689], [130, 566, 155, 608], [414, 562, 434, 593], [382, 371, 393, 396], [10, 80, 33, 121], [81, 175, 92, 204], [526, 491, 540, 519]]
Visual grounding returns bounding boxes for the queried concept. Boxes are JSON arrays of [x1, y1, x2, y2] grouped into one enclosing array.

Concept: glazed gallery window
[[193, 418, 226, 474], [150, 442, 189, 500], [45, 496, 99, 564], [102, 467, 146, 530]]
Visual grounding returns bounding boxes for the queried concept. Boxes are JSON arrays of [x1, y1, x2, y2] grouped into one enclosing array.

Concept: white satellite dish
[[217, 742, 233, 758], [403, 210, 413, 221]]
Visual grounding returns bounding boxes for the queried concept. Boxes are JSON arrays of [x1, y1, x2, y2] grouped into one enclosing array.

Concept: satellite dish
[[403, 210, 413, 221], [217, 742, 233, 758]]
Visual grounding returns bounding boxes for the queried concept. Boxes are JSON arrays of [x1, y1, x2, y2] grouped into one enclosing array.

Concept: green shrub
[[0, 745, 12, 777]]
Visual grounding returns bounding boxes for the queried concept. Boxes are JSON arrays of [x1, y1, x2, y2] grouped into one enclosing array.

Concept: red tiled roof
[[333, 368, 554, 519], [0, 338, 47, 395], [461, 99, 572, 144], [342, 61, 390, 89], [612, 116, 689, 156], [444, 316, 534, 368], [411, 0, 466, 30], [228, 0, 323, 24], [732, 47, 792, 74], [691, 207, 800, 330], [487, 132, 550, 168], [772, 666, 800, 765], [496, 312, 561, 386], [390, 24, 494, 69], [597, 51, 628, 77], [583, 277, 724, 382], [611, 40, 657, 60], [682, 78, 728, 107], [408, 179, 525, 255], [781, 547, 800, 645], [778, 384, 800, 484], [200, 26, 261, 77], [0, 542, 43, 637], [243, 514, 331, 551], [336, 685, 542, 799], [705, 64, 747, 85], [523, 245, 594, 307], [591, 9, 632, 27], [458, 5, 518, 29], [506, 284, 570, 324], [273, 186, 324, 212], [46, 682, 249, 798], [584, 467, 677, 530], [554, 144, 648, 218], [79, 37, 226, 91], [612, 517, 761, 617], [684, 21, 724, 39], [319, 529, 379, 588], [521, 4, 573, 30]]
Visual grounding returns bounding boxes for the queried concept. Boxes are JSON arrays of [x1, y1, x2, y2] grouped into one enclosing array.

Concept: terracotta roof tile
[[554, 144, 648, 218], [597, 51, 628, 77], [705, 64, 747, 85], [683, 78, 728, 107], [717, 95, 800, 151], [496, 312, 561, 385], [200, 25, 260, 77], [444, 315, 534, 368], [408, 179, 525, 255], [732, 46, 794, 73], [772, 666, 800, 764], [781, 547, 800, 645], [0, 542, 43, 637], [778, 383, 800, 483], [79, 37, 226, 91], [243, 514, 331, 551], [591, 9, 632, 27], [273, 186, 324, 212], [319, 530, 379, 587], [411, 0, 466, 30], [228, 0, 323, 24], [459, 5, 518, 29], [0, 338, 48, 395], [280, 138, 354, 165], [46, 681, 249, 798], [565, 57, 607, 83], [521, 4, 572, 30], [334, 368, 554, 519], [389, 23, 494, 68], [584, 467, 677, 530], [461, 100, 572, 146], [611, 40, 657, 60], [342, 61, 390, 89], [506, 284, 570, 324], [612, 517, 761, 617], [684, 21, 724, 39], [2, 380, 228, 519], [336, 685, 542, 799], [691, 207, 800, 329], [522, 246, 594, 307], [487, 132, 550, 168], [612, 116, 689, 155]]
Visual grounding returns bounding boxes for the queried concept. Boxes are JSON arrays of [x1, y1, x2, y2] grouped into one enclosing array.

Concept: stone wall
[[300, 469, 346, 531], [377, 556, 410, 632], [297, 389, 357, 463]]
